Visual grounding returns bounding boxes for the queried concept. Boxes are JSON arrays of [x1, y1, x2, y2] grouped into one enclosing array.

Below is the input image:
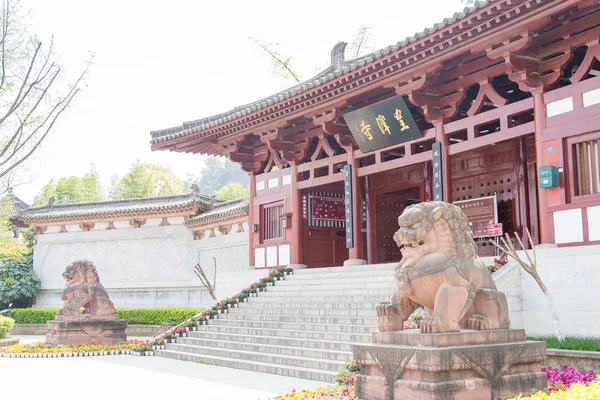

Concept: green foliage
[[249, 37, 302, 83], [0, 315, 15, 339], [215, 182, 250, 201], [110, 160, 184, 199], [33, 164, 103, 206], [8, 307, 204, 325], [348, 26, 374, 59], [187, 156, 249, 196], [528, 336, 600, 352], [8, 308, 57, 324], [0, 248, 40, 309], [0, 194, 15, 248], [335, 361, 360, 386]]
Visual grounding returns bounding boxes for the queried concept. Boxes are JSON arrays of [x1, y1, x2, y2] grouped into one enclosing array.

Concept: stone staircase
[[156, 263, 395, 382]]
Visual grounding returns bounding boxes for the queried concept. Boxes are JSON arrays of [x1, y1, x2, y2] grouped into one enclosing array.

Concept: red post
[[533, 91, 550, 243], [290, 162, 302, 265], [435, 123, 452, 202], [248, 173, 256, 267], [348, 148, 362, 261]]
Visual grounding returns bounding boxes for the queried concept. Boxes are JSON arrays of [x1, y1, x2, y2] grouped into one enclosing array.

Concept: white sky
[[13, 0, 465, 204]]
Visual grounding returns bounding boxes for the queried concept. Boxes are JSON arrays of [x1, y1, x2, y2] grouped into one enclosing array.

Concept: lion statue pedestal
[[46, 260, 127, 345], [353, 202, 546, 400]]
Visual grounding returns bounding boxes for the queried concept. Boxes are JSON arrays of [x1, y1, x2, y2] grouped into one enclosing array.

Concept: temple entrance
[[375, 187, 420, 263]]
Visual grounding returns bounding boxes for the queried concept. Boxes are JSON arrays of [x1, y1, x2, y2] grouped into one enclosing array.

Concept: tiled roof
[[186, 197, 249, 228], [150, 0, 493, 144], [3, 193, 30, 217], [18, 192, 213, 223]]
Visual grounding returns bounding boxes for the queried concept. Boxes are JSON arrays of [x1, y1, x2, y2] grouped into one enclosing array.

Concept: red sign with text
[[487, 223, 503, 237]]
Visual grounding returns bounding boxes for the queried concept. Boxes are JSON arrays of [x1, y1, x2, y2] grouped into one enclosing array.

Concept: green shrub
[[0, 248, 40, 309], [115, 308, 204, 325], [9, 308, 57, 324], [0, 315, 15, 339], [8, 307, 204, 325], [528, 336, 600, 352]]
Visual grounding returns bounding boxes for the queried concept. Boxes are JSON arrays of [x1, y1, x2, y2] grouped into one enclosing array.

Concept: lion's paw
[[420, 314, 446, 334], [468, 314, 489, 330]]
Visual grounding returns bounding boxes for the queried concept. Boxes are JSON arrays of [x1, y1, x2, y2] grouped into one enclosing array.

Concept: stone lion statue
[[377, 201, 510, 333], [56, 260, 116, 317]]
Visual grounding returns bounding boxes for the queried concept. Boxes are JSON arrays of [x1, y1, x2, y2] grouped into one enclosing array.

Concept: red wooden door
[[375, 194, 406, 263]]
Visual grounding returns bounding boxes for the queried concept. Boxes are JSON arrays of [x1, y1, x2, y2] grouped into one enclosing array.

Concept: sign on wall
[[432, 142, 443, 201], [343, 95, 422, 153], [311, 196, 345, 222], [454, 195, 498, 238], [344, 165, 353, 248]]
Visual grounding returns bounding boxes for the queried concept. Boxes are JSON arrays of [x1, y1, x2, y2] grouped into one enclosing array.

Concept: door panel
[[375, 194, 406, 263]]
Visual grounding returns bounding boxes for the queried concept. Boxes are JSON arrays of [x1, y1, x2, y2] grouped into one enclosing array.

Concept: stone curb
[[0, 346, 167, 358]]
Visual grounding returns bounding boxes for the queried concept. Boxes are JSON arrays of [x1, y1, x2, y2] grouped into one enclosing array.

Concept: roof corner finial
[[210, 196, 216, 209], [191, 184, 200, 195], [48, 196, 55, 207], [331, 42, 347, 71]]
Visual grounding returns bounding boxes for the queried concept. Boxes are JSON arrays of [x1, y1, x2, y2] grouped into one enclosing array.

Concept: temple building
[[150, 0, 600, 269], [18, 189, 255, 308]]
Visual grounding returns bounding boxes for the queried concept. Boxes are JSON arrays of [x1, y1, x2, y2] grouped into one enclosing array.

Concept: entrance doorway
[[375, 187, 420, 264]]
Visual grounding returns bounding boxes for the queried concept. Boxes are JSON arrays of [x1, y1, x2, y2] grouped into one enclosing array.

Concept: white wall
[[33, 220, 256, 309], [494, 245, 600, 337]]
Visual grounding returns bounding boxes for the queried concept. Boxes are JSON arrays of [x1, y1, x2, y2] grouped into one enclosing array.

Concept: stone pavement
[[1, 345, 327, 400]]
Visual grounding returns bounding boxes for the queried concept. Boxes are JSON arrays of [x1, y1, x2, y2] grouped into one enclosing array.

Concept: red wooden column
[[346, 148, 366, 265], [248, 173, 256, 267], [533, 90, 550, 243], [290, 162, 302, 265], [435, 122, 452, 202]]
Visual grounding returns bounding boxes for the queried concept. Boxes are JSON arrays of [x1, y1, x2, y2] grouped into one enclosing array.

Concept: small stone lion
[[377, 201, 510, 333], [56, 260, 116, 317]]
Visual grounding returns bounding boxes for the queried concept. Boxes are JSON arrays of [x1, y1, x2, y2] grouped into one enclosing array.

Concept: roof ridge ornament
[[331, 42, 347, 71]]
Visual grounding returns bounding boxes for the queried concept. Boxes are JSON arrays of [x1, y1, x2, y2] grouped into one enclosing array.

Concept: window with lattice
[[573, 137, 600, 196], [262, 202, 284, 241]]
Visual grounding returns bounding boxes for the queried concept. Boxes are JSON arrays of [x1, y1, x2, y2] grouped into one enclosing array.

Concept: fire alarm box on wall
[[538, 166, 559, 188]]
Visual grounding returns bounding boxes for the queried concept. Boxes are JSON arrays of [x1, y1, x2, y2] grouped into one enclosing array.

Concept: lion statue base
[[351, 202, 546, 400], [46, 260, 127, 345]]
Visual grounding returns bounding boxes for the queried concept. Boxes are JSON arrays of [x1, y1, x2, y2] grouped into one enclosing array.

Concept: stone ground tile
[[0, 353, 327, 399]]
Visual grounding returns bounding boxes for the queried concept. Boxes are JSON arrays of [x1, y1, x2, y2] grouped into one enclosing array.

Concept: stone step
[[176, 336, 353, 361], [292, 264, 395, 275], [278, 275, 394, 286], [237, 301, 380, 309], [156, 349, 336, 382], [193, 324, 373, 342], [257, 288, 392, 297], [208, 318, 376, 334], [183, 331, 358, 352], [218, 313, 379, 325], [288, 268, 395, 280], [164, 342, 346, 372], [230, 307, 377, 317], [266, 281, 393, 290], [246, 295, 389, 303]]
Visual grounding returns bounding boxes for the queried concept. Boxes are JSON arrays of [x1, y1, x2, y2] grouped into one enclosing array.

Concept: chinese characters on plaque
[[343, 95, 422, 153], [344, 164, 353, 248], [432, 142, 443, 201]]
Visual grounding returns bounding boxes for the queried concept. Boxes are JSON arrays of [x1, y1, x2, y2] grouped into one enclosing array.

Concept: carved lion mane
[[393, 202, 477, 271], [57, 260, 116, 317]]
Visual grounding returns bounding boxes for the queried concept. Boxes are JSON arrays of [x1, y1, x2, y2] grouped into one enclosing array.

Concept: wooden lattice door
[[375, 194, 406, 263]]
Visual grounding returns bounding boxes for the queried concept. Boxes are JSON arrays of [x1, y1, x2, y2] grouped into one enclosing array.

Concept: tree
[[0, 0, 91, 194], [250, 26, 375, 85], [0, 194, 14, 247], [32, 164, 103, 206], [215, 182, 250, 201], [110, 160, 184, 200], [186, 156, 249, 196]]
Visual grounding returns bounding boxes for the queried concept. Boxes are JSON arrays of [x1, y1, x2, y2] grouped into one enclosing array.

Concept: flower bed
[[488, 254, 508, 274], [272, 364, 600, 400], [0, 339, 144, 358]]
